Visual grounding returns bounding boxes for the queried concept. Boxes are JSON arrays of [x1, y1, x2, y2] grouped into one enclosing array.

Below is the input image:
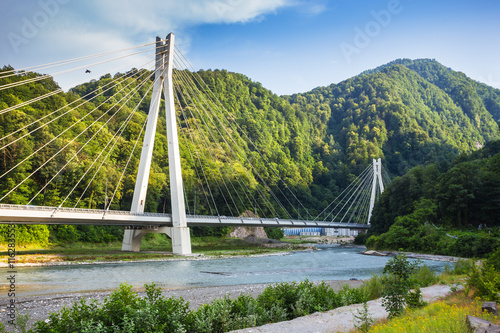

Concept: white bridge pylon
[[121, 34, 192, 254], [367, 158, 384, 224]]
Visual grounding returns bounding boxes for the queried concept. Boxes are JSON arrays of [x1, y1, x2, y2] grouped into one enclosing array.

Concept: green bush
[[381, 254, 420, 318], [405, 287, 427, 309], [264, 227, 284, 240], [452, 259, 475, 275], [31, 283, 190, 333], [467, 263, 500, 302], [354, 232, 368, 245], [29, 280, 373, 332], [338, 284, 367, 306], [486, 247, 500, 270], [187, 297, 233, 332], [229, 294, 261, 328], [361, 274, 384, 300], [413, 265, 438, 287], [366, 235, 379, 250]]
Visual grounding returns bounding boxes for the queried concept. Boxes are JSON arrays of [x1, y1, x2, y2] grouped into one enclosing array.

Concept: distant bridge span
[[0, 204, 369, 229]]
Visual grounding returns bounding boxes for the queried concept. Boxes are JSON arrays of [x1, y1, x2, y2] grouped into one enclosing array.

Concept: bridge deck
[[0, 204, 368, 229]]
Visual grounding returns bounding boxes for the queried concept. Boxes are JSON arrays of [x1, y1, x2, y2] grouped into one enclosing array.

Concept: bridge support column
[[367, 158, 385, 224], [122, 227, 174, 252], [121, 33, 191, 255], [171, 227, 191, 255]]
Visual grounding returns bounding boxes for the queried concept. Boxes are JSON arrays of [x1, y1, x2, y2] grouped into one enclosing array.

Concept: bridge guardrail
[[0, 204, 368, 228], [0, 204, 172, 218]]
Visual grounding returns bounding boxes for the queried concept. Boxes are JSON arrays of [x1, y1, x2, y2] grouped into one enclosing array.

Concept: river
[[10, 245, 452, 297]]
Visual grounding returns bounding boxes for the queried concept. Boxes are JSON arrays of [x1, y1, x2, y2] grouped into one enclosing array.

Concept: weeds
[[353, 301, 374, 333], [369, 297, 500, 333]]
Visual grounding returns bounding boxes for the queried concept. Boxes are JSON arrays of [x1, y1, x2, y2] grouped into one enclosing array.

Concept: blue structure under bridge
[[283, 227, 362, 237]]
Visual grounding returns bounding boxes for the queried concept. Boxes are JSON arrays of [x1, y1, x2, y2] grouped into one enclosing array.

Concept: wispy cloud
[[91, 0, 292, 33]]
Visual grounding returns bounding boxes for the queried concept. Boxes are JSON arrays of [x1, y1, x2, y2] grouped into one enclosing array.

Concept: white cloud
[[1, 0, 296, 89], [91, 0, 292, 33]]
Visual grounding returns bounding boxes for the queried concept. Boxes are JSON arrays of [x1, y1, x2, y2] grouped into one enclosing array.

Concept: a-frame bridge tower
[[121, 34, 191, 254]]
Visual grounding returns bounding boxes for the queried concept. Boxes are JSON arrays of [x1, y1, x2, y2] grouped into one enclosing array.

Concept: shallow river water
[[10, 245, 452, 297]]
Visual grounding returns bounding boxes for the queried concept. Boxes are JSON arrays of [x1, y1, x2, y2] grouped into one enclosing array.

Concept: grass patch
[[367, 293, 500, 333]]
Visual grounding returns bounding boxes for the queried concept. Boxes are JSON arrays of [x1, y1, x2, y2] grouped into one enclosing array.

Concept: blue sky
[[1, 0, 499, 95]]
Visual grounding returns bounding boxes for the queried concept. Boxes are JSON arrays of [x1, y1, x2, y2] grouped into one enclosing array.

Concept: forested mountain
[[366, 140, 500, 257], [0, 58, 499, 244], [286, 58, 499, 176]]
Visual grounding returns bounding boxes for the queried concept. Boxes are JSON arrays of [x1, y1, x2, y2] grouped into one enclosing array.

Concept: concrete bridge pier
[[122, 226, 191, 254]]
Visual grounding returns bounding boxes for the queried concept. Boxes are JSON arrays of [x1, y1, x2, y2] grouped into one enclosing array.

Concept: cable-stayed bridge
[[0, 34, 388, 254]]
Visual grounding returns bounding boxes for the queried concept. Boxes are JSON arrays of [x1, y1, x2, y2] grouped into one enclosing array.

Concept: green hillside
[[286, 59, 499, 176], [0, 58, 499, 245], [366, 139, 500, 257]]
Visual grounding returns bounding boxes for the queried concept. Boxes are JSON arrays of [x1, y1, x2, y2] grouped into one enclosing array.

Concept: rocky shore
[[361, 250, 462, 263]]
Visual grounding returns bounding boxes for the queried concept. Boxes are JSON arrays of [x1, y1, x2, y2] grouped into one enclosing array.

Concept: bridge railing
[[0, 204, 369, 228], [0, 204, 171, 218]]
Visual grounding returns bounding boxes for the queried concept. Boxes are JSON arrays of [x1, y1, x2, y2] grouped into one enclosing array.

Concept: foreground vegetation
[[4, 249, 500, 332], [356, 249, 500, 332], [6, 280, 365, 332], [366, 295, 500, 333]]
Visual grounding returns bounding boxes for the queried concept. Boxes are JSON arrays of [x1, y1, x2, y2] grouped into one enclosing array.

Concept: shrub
[[405, 287, 427, 309], [186, 297, 233, 332], [264, 227, 284, 240], [230, 294, 261, 328], [467, 263, 500, 302], [338, 284, 367, 306], [354, 232, 368, 245], [353, 301, 374, 333], [452, 259, 475, 275], [31, 283, 190, 333], [257, 280, 315, 320], [413, 265, 438, 287], [361, 274, 384, 300], [486, 247, 500, 270], [366, 235, 379, 249], [381, 254, 420, 318], [29, 280, 372, 332]]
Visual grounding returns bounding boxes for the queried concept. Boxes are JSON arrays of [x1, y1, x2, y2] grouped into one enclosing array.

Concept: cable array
[[0, 37, 389, 225], [313, 160, 389, 224], [0, 41, 159, 212]]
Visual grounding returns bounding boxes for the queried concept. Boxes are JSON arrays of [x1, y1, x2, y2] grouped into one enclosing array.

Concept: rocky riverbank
[[361, 250, 462, 263]]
